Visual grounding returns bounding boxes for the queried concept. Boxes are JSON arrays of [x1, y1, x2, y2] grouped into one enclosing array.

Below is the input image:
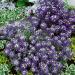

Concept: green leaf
[[16, 0, 29, 7], [0, 51, 9, 64], [0, 40, 6, 49], [23, 29, 31, 41], [0, 64, 10, 75], [27, 71, 33, 75], [61, 63, 75, 75], [16, 1, 25, 7]]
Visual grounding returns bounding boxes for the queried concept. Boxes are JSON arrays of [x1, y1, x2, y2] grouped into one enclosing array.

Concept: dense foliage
[[0, 64, 10, 75], [0, 6, 27, 26], [61, 63, 75, 75]]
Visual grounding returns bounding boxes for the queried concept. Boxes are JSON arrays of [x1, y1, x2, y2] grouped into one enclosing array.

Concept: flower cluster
[[2, 0, 75, 75], [0, 19, 31, 39]]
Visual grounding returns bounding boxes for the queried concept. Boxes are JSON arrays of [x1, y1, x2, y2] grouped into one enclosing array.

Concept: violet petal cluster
[[2, 0, 75, 75]]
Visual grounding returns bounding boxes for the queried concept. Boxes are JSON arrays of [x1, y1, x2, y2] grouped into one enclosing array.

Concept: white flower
[[15, 43, 19, 48], [13, 59, 19, 66]]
